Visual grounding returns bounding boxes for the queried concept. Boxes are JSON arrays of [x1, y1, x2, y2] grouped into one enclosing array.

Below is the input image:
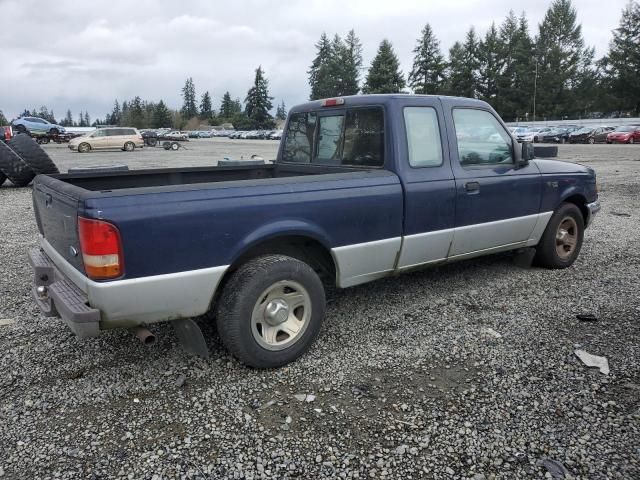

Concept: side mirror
[[514, 141, 534, 168]]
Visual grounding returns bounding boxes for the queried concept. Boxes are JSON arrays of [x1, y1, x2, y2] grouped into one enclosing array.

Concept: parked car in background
[[511, 127, 534, 143], [606, 125, 640, 144], [569, 126, 615, 144], [528, 127, 554, 142], [269, 130, 284, 140], [159, 130, 188, 141], [188, 131, 201, 139], [541, 127, 574, 144], [69, 127, 144, 153], [198, 130, 214, 138], [12, 117, 66, 135]]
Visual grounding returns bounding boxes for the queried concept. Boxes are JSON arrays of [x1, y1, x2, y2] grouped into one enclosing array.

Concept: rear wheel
[[216, 255, 326, 368], [124, 141, 135, 152], [588, 137, 595, 144], [171, 142, 179, 151], [534, 203, 584, 269], [0, 171, 6, 186], [78, 142, 91, 153]]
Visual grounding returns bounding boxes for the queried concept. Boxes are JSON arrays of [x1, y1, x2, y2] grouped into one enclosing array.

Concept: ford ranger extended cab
[[29, 95, 600, 368]]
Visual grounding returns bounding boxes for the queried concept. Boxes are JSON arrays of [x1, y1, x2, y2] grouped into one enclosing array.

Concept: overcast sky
[[0, 0, 628, 122]]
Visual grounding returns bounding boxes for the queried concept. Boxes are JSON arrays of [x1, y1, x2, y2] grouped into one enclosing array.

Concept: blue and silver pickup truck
[[29, 94, 600, 367]]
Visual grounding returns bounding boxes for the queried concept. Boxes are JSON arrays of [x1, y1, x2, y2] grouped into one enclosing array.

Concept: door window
[[453, 109, 513, 166], [403, 107, 443, 167]]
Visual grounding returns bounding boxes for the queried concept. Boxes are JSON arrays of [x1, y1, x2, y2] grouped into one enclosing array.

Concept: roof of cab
[[289, 94, 490, 114]]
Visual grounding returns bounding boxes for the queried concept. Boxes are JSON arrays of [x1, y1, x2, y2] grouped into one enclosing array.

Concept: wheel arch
[[561, 193, 589, 225]]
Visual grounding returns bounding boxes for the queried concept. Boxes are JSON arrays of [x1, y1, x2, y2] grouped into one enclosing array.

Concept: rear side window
[[453, 109, 513, 166], [106, 129, 119, 136], [403, 107, 443, 167], [283, 112, 317, 163], [282, 107, 384, 167]]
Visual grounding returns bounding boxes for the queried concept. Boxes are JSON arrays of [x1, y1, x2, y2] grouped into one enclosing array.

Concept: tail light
[[78, 217, 124, 279]]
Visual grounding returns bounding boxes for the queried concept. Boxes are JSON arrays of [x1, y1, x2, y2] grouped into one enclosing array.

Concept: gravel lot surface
[[0, 141, 639, 479]]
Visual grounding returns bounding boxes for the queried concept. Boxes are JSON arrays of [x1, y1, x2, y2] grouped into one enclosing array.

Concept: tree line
[[308, 0, 640, 121]]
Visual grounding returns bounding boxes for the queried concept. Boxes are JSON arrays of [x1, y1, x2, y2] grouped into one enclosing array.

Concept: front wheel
[[534, 203, 584, 269], [124, 141, 135, 152], [78, 142, 91, 153], [588, 138, 595, 144], [216, 255, 326, 368]]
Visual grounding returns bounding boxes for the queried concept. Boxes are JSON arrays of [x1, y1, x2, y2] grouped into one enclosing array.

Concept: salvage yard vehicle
[[69, 127, 144, 153], [12, 116, 66, 135], [569, 126, 615, 144], [28, 94, 600, 368], [606, 125, 640, 144]]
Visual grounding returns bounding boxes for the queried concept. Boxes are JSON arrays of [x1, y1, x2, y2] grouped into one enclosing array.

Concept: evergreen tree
[[199, 91, 213, 120], [362, 39, 406, 94], [128, 96, 144, 128], [477, 23, 502, 104], [245, 66, 275, 129], [339, 29, 363, 95], [308, 33, 336, 99], [275, 100, 287, 120], [181, 77, 198, 119], [219, 92, 235, 119], [535, 0, 591, 118], [153, 100, 172, 128], [110, 100, 121, 125], [445, 28, 480, 98], [83, 111, 90, 127], [62, 109, 73, 127], [601, 1, 640, 114], [408, 24, 446, 94], [0, 110, 7, 125]]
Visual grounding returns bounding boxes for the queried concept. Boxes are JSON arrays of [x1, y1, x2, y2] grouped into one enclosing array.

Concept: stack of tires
[[0, 133, 59, 187]]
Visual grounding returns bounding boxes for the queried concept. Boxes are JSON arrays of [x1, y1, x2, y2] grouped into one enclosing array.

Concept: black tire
[[533, 145, 558, 158], [78, 142, 91, 153], [49, 128, 59, 135], [588, 137, 595, 144], [8, 134, 59, 174], [15, 125, 27, 134], [534, 203, 584, 269], [0, 142, 36, 187], [162, 141, 171, 150], [216, 255, 326, 368], [146, 137, 158, 147], [124, 141, 135, 152], [0, 171, 6, 186], [171, 142, 179, 151]]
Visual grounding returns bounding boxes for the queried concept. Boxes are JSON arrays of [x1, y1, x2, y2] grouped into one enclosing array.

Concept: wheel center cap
[[557, 229, 568, 242], [265, 299, 289, 326]]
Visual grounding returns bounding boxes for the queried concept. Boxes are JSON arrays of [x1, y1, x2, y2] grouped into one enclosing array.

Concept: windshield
[[575, 127, 592, 134], [614, 126, 633, 132]]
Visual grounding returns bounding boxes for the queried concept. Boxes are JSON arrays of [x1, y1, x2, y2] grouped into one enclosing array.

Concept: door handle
[[465, 181, 480, 193]]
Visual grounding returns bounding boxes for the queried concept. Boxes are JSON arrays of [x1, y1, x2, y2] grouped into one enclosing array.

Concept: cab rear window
[[282, 107, 384, 167]]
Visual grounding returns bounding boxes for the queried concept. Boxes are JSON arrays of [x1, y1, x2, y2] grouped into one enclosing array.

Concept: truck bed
[[56, 163, 360, 192]]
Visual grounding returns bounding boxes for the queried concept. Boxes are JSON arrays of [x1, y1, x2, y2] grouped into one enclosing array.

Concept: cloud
[[0, 0, 628, 121]]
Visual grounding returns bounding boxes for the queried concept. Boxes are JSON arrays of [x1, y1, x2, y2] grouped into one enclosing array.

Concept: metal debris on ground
[[540, 457, 570, 479], [576, 313, 598, 322]]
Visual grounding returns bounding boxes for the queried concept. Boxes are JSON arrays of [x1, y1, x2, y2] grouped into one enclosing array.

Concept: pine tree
[[232, 98, 243, 114], [275, 100, 287, 120], [245, 66, 275, 129], [362, 39, 406, 94], [153, 100, 172, 128], [445, 28, 480, 98], [219, 92, 234, 119], [110, 100, 121, 126], [408, 24, 446, 94], [308, 33, 336, 99], [128, 96, 144, 128], [200, 91, 213, 120], [535, 0, 591, 118], [340, 30, 363, 95], [83, 111, 90, 127], [0, 110, 8, 125], [181, 77, 198, 119], [62, 109, 73, 127], [477, 23, 503, 105], [601, 1, 640, 114]]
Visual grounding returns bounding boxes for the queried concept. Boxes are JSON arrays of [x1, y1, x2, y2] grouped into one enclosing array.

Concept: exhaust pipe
[[133, 326, 156, 346]]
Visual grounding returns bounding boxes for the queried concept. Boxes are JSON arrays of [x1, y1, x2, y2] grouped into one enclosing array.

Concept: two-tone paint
[[31, 94, 599, 334]]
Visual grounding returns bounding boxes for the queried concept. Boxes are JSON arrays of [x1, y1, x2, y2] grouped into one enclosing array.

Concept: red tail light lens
[[78, 217, 124, 279]]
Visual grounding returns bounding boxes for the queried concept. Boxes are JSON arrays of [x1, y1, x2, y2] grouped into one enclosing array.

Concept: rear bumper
[[29, 238, 229, 336], [28, 248, 101, 338], [586, 199, 601, 227]]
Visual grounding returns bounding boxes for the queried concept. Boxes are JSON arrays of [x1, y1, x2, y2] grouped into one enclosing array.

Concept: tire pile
[[0, 133, 59, 187]]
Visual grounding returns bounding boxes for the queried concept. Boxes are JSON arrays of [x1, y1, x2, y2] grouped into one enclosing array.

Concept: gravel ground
[[0, 141, 639, 479]]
